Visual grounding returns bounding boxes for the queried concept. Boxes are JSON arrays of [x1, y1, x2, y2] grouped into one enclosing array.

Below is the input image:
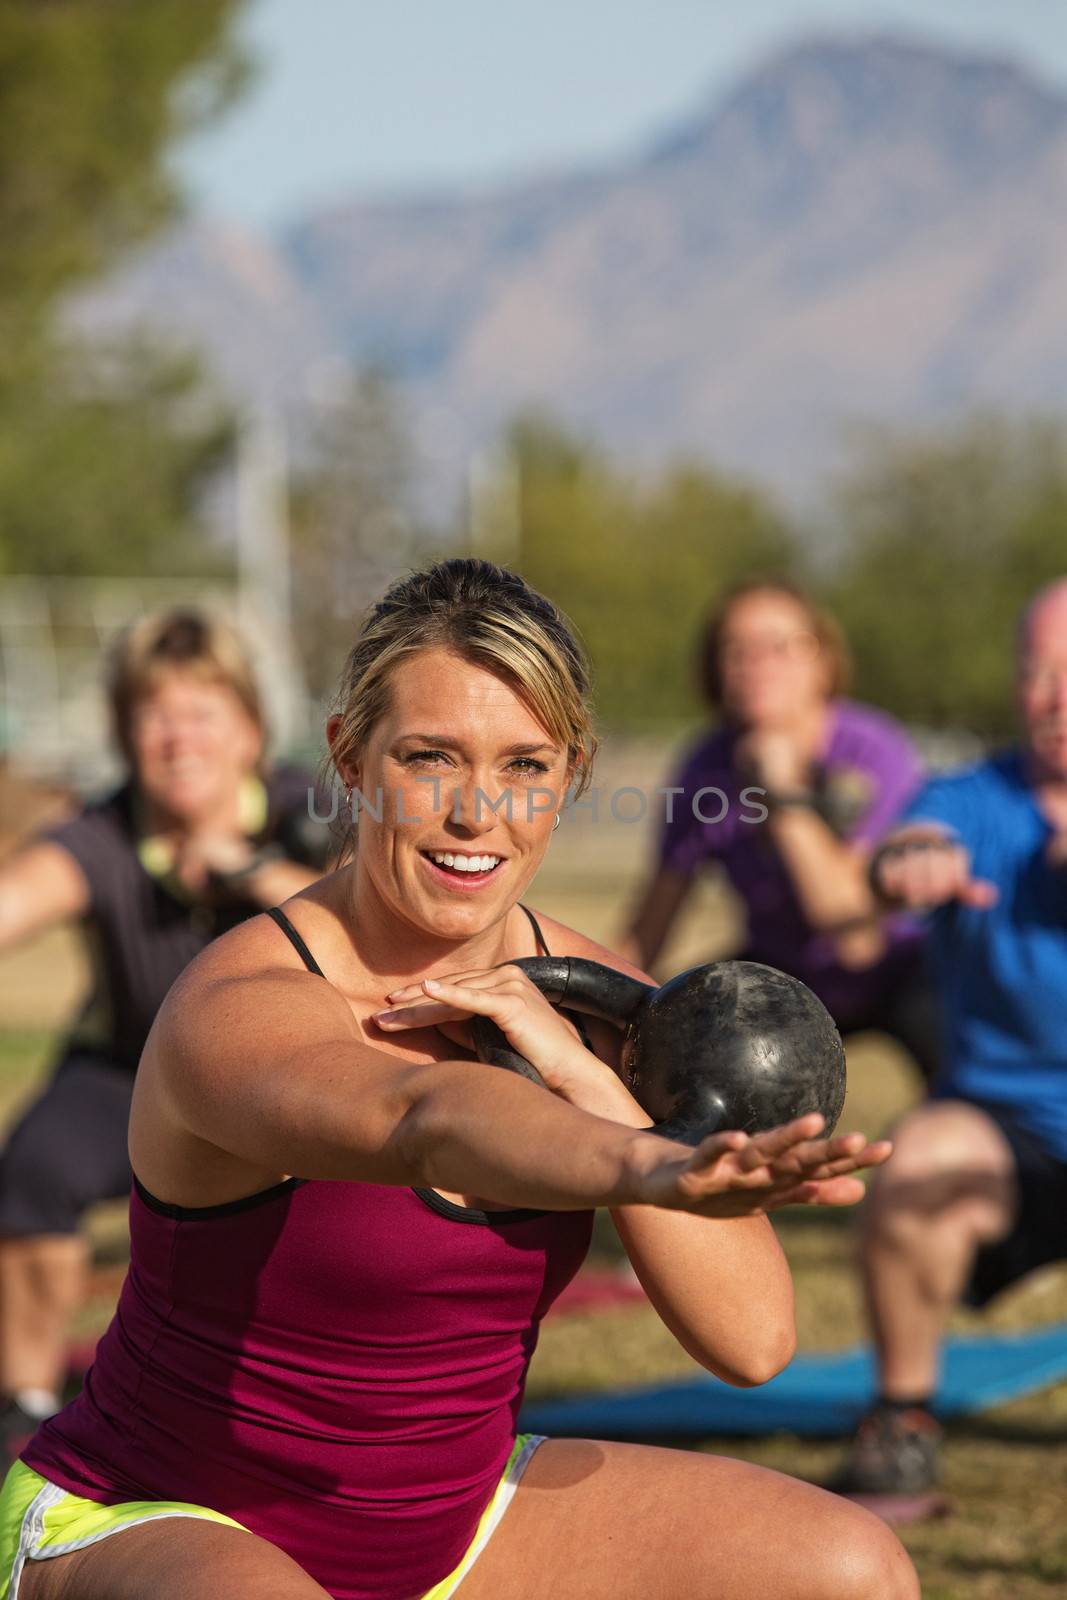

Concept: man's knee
[[869, 1103, 1014, 1208], [862, 1105, 1016, 1273]]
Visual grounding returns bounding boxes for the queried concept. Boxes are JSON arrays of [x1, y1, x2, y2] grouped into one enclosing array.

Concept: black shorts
[[955, 1098, 1067, 1309], [0, 1052, 134, 1237]]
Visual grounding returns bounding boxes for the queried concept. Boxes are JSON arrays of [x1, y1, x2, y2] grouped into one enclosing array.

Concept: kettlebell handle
[[468, 957, 653, 1086], [508, 957, 653, 1021]]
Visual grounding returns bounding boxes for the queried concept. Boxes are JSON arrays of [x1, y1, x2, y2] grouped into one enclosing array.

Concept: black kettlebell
[[469, 958, 845, 1147]]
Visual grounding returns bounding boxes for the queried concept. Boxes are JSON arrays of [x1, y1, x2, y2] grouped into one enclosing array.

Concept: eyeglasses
[[719, 630, 821, 668]]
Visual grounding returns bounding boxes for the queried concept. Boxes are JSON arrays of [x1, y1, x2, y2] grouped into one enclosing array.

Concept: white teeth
[[428, 851, 499, 872]]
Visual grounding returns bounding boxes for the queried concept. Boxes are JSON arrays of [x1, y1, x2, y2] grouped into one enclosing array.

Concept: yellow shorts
[[0, 1434, 545, 1600]]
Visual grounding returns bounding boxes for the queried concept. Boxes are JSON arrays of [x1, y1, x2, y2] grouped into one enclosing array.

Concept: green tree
[[0, 0, 248, 576], [0, 0, 246, 355], [505, 415, 798, 733], [829, 415, 1067, 737], [0, 337, 232, 577]]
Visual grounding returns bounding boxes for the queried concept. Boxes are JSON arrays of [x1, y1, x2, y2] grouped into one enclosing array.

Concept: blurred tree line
[[826, 416, 1067, 739], [502, 416, 792, 735], [0, 0, 246, 577], [2, 4, 1064, 745], [495, 412, 1067, 742]]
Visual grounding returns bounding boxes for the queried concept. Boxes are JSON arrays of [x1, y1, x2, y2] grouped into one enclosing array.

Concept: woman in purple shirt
[[622, 580, 939, 1081]]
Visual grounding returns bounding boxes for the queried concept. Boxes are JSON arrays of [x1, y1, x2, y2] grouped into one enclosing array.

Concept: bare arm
[[871, 823, 998, 912], [139, 947, 880, 1227], [171, 829, 327, 908], [765, 804, 887, 968], [560, 1013, 795, 1385], [0, 841, 90, 952], [380, 965, 885, 1387], [611, 1204, 795, 1385], [737, 725, 891, 964], [617, 865, 692, 969], [579, 1059, 797, 1385], [137, 959, 693, 1212]]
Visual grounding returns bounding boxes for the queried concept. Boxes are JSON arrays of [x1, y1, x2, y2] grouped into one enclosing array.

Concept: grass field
[[528, 1035, 1067, 1600], [2, 1030, 1065, 1596], [1, 756, 1066, 1598]]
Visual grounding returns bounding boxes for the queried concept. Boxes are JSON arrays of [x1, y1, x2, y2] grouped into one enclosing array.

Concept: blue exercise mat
[[520, 1324, 1067, 1439]]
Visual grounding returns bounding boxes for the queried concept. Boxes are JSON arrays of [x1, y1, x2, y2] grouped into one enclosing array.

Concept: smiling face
[[129, 670, 264, 824], [717, 590, 830, 728], [1019, 582, 1067, 782], [330, 647, 572, 942]]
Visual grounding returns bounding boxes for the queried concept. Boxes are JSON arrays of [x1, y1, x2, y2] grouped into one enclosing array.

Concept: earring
[[553, 812, 561, 831]]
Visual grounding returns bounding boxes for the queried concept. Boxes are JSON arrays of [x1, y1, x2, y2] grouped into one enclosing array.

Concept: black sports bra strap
[[518, 903, 550, 956], [266, 905, 327, 979], [269, 903, 545, 976], [266, 900, 594, 1053], [517, 903, 596, 1053]]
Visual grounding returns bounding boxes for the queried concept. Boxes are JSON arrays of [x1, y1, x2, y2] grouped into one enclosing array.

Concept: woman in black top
[[0, 608, 332, 1457]]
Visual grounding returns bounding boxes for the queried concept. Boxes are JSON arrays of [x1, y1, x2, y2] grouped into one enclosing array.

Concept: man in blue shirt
[[833, 578, 1067, 1515]]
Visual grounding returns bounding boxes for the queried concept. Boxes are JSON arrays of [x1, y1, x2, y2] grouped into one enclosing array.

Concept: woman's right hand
[[375, 964, 646, 1121], [632, 1114, 891, 1217]]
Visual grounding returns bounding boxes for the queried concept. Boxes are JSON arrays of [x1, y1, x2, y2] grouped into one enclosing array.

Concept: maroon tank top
[[23, 907, 594, 1600]]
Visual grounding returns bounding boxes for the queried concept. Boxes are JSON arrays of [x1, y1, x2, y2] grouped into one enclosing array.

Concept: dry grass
[[1, 756, 1065, 1597], [3, 1027, 1064, 1596], [526, 1032, 1067, 1600]]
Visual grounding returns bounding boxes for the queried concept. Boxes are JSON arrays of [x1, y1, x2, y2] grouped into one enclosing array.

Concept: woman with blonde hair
[[0, 608, 331, 1463], [0, 561, 916, 1600]]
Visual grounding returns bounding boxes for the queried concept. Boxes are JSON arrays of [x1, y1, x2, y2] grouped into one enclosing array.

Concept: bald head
[[1018, 578, 1067, 780], [1019, 579, 1067, 659]]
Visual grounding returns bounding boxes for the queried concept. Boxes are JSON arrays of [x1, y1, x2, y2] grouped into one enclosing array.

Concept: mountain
[[72, 33, 1067, 506]]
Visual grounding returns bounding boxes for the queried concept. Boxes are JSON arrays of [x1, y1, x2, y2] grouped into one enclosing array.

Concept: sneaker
[[830, 1406, 942, 1498], [0, 1399, 44, 1472]]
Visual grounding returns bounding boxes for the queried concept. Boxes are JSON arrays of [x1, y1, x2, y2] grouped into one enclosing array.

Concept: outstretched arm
[[141, 940, 885, 1229], [0, 840, 90, 952], [378, 964, 888, 1387], [871, 824, 998, 911]]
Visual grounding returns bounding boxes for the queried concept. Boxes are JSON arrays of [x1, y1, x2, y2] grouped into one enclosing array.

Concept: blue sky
[[176, 0, 1067, 228]]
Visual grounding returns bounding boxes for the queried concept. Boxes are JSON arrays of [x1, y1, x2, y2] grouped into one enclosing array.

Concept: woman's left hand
[[374, 967, 647, 1121]]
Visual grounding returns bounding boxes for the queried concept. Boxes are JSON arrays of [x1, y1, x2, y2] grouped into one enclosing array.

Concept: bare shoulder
[[133, 902, 363, 1202], [156, 909, 292, 1024], [525, 907, 656, 988]]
